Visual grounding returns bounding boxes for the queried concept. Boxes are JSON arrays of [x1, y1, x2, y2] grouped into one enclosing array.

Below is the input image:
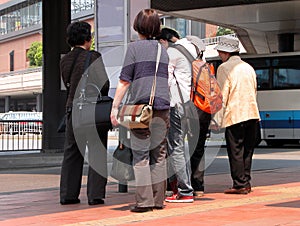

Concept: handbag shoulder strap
[[79, 51, 92, 99], [81, 51, 92, 83], [66, 49, 83, 93], [149, 43, 161, 106]]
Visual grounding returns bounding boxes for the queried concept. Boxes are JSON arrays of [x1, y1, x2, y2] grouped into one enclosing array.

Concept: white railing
[[0, 67, 42, 78], [0, 120, 42, 151], [202, 34, 237, 46]]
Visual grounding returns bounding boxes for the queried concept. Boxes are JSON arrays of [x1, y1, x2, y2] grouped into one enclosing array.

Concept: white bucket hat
[[214, 36, 240, 52], [186, 35, 206, 51]]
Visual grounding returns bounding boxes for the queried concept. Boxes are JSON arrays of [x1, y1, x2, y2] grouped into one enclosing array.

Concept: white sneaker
[[165, 194, 194, 203]]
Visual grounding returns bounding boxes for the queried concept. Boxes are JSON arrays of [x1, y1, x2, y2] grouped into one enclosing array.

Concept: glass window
[[272, 56, 300, 89], [96, 0, 124, 43], [1, 0, 91, 35], [175, 18, 187, 38], [273, 68, 300, 89], [0, 2, 42, 34], [245, 58, 271, 68], [256, 69, 270, 90]]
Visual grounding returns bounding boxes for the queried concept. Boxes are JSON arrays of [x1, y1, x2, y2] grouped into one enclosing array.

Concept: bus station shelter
[[42, 0, 300, 152]]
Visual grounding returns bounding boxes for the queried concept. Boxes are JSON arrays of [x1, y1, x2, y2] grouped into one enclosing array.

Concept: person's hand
[[110, 107, 119, 127], [210, 124, 220, 131], [209, 120, 221, 133]]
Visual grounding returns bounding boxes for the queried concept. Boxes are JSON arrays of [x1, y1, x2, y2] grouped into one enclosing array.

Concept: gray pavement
[[0, 136, 300, 226], [0, 144, 299, 226]]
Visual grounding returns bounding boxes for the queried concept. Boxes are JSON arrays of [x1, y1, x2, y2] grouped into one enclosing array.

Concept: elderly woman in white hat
[[212, 36, 260, 194]]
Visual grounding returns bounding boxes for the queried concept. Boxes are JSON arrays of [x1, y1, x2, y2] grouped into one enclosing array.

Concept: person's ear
[[159, 39, 168, 48]]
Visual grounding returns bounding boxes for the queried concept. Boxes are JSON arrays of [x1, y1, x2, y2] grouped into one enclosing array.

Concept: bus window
[[207, 52, 300, 147], [256, 69, 270, 89], [273, 68, 300, 88]]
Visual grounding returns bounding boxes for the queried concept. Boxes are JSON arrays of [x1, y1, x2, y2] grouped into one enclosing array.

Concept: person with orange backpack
[[174, 35, 222, 197], [157, 28, 215, 202], [157, 28, 196, 203]]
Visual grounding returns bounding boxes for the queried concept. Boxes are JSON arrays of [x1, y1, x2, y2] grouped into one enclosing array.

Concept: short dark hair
[[133, 9, 161, 39], [230, 51, 240, 56], [155, 27, 180, 42], [66, 21, 92, 47]]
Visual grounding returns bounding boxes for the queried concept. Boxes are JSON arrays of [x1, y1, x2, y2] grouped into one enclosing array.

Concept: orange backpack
[[173, 44, 223, 114], [190, 60, 222, 114]]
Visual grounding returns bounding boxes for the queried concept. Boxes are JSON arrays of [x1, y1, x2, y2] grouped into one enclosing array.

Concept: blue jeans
[[167, 107, 193, 196]]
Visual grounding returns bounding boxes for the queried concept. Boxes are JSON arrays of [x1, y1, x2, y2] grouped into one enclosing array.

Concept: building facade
[[0, 0, 216, 113]]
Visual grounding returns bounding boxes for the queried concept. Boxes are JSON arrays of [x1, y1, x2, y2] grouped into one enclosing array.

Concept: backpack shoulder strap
[[171, 44, 195, 63]]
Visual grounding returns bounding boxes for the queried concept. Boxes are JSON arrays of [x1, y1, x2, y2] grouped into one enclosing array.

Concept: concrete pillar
[[42, 0, 70, 152], [191, 21, 206, 38], [278, 33, 294, 52], [13, 100, 18, 111], [36, 93, 42, 112], [4, 96, 10, 112]]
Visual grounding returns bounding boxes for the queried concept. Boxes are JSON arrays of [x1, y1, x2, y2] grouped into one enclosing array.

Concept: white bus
[[208, 52, 300, 147]]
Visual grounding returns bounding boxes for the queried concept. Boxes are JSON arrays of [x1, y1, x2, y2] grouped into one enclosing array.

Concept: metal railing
[[0, 67, 42, 78], [0, 120, 42, 151], [71, 0, 94, 14], [202, 34, 237, 46]]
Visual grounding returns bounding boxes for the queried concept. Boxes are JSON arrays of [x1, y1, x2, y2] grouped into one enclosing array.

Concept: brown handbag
[[117, 104, 153, 129], [117, 44, 161, 129]]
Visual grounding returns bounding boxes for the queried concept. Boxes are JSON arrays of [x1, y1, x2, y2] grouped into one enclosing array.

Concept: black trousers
[[188, 108, 211, 192], [225, 119, 259, 189], [189, 120, 209, 191], [60, 111, 108, 201]]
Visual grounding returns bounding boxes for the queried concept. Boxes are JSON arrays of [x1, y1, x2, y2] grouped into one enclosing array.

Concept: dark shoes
[[60, 198, 104, 205], [193, 191, 204, 197], [60, 198, 80, 205], [88, 199, 105, 205], [224, 187, 250, 194], [130, 206, 153, 213]]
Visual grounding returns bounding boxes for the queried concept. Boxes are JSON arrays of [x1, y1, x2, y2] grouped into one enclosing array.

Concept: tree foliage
[[91, 36, 95, 50], [216, 26, 234, 36], [34, 45, 43, 66], [27, 36, 94, 67], [27, 41, 43, 67]]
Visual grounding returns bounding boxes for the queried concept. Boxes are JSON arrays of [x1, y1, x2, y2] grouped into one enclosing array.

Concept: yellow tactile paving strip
[[64, 184, 300, 226]]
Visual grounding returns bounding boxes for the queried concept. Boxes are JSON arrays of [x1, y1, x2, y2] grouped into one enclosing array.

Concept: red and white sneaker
[[165, 194, 194, 203]]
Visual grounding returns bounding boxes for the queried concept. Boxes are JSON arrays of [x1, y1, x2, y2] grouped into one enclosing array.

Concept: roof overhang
[[151, 0, 300, 54]]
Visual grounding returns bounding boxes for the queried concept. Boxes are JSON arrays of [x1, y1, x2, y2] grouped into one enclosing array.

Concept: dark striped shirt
[[120, 40, 170, 110]]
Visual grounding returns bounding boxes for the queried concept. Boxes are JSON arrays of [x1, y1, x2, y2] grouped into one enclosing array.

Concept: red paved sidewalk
[[0, 166, 299, 226]]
